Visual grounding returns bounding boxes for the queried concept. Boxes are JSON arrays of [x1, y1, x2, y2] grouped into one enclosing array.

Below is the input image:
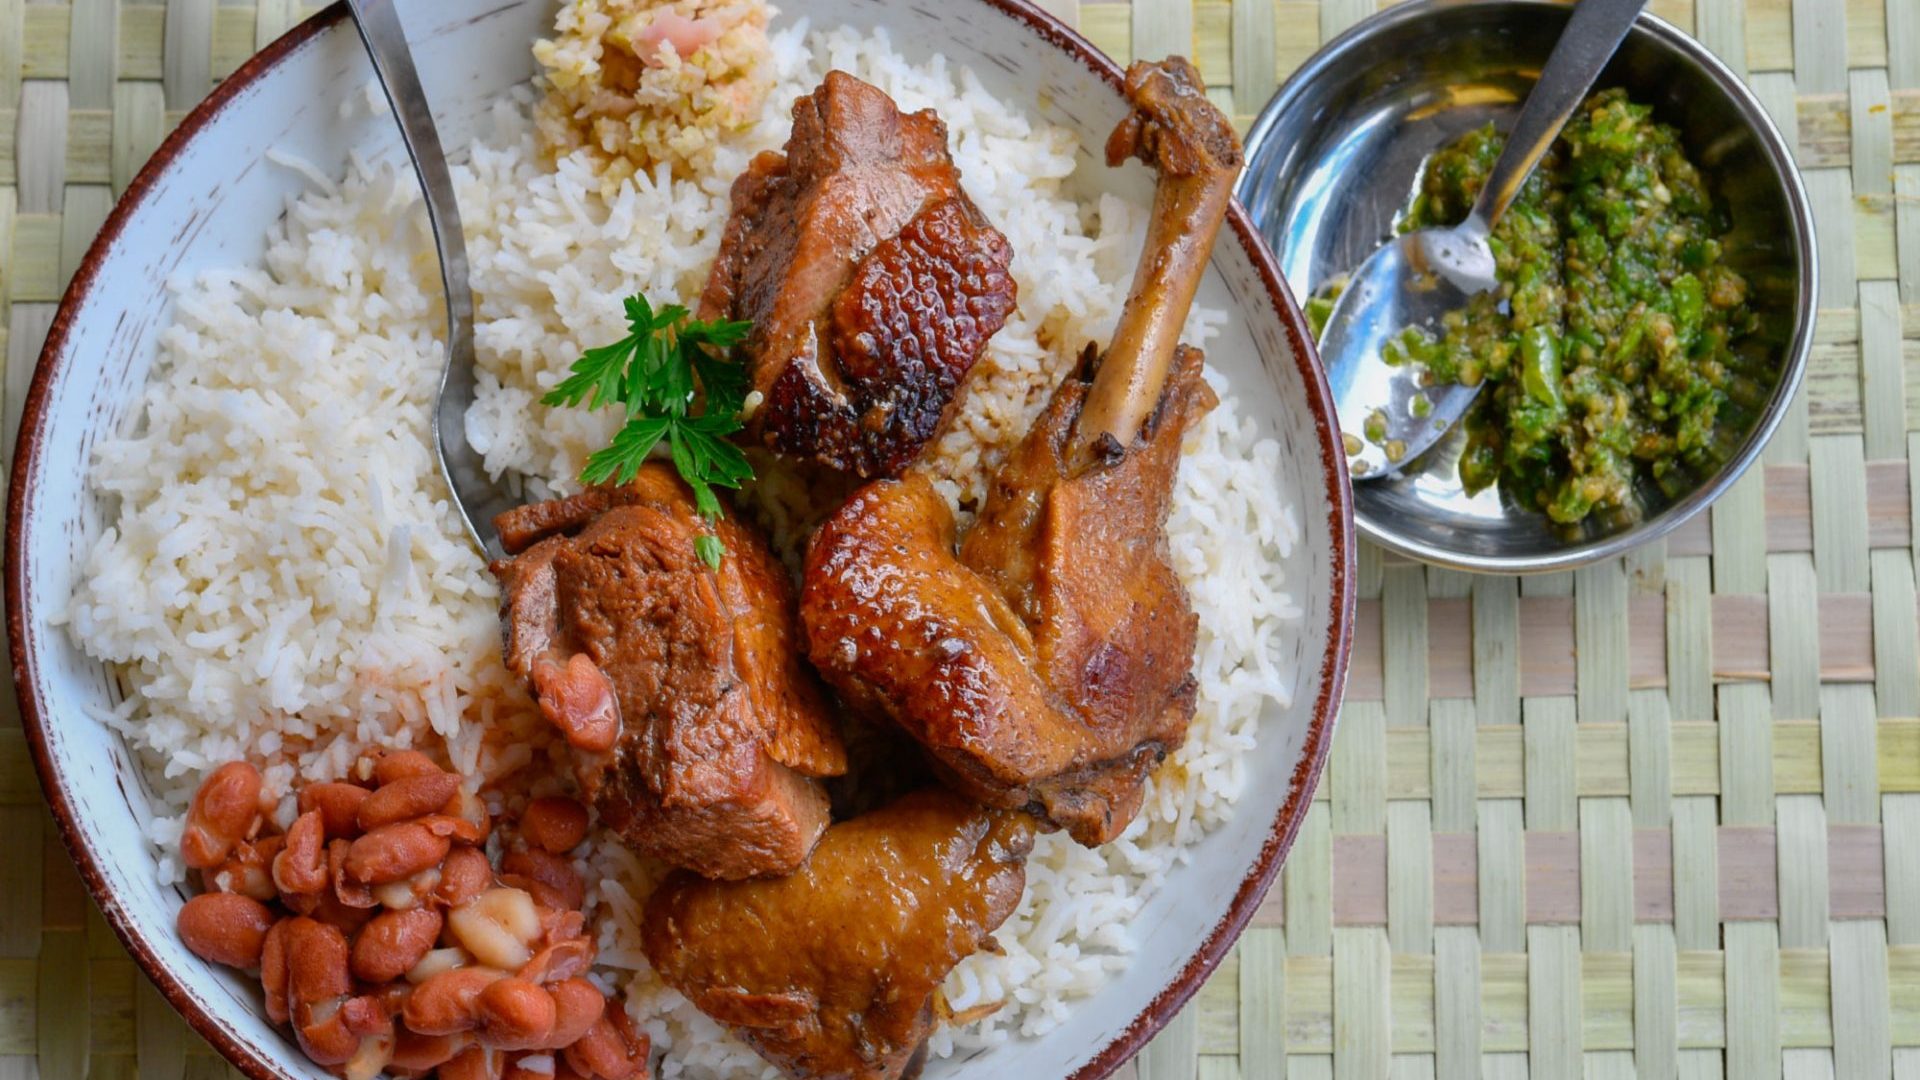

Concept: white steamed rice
[[60, 20, 1302, 1077]]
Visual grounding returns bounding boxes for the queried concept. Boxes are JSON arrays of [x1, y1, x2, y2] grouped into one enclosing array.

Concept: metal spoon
[[347, 0, 510, 559], [1318, 0, 1648, 480]]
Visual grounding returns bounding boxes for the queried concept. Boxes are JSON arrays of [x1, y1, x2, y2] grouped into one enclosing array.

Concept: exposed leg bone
[[1070, 57, 1244, 468]]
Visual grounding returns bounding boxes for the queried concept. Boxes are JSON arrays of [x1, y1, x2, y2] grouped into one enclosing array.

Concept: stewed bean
[[300, 887, 377, 937], [477, 977, 557, 1050], [519, 798, 589, 855], [545, 979, 605, 1049], [561, 1010, 647, 1080], [405, 967, 506, 1036], [352, 907, 444, 983], [180, 762, 263, 870], [345, 821, 451, 884], [436, 846, 494, 908], [360, 772, 463, 830], [211, 835, 281, 903], [501, 848, 585, 911], [521, 936, 594, 985], [282, 917, 351, 1003], [331, 839, 377, 908], [342, 992, 398, 1037], [174, 760, 634, 1080], [259, 919, 292, 1024], [271, 811, 328, 896], [419, 811, 492, 845], [295, 998, 362, 1067], [177, 892, 275, 969], [299, 782, 371, 839], [283, 917, 356, 1065], [391, 1027, 470, 1072], [374, 749, 446, 785]]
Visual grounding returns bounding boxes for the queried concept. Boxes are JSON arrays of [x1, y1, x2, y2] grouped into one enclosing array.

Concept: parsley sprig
[[541, 294, 755, 568]]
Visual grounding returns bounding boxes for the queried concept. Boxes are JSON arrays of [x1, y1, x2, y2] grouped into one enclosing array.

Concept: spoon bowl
[[1322, 224, 1494, 478], [1317, 0, 1643, 483]]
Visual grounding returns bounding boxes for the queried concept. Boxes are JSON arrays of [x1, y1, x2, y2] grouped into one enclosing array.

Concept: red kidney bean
[[344, 821, 450, 885], [519, 797, 589, 854], [351, 907, 444, 984], [177, 892, 276, 969], [180, 762, 263, 870], [298, 782, 371, 839], [271, 811, 328, 896], [358, 772, 462, 831]]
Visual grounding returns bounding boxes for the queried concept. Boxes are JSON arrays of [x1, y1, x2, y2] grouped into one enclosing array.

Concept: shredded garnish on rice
[[534, 0, 775, 189]]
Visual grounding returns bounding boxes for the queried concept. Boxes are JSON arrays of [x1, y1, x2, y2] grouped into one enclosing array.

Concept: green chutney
[[1320, 89, 1771, 528]]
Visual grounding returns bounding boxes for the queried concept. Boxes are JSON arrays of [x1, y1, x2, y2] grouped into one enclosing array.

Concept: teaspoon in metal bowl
[[1317, 0, 1647, 480]]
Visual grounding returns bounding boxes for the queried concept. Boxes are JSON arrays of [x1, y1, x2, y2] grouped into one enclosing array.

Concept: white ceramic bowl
[[8, 2, 1355, 1076]]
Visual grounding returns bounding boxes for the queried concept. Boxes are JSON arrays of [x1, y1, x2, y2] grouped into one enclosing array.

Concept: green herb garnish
[[541, 294, 755, 568]]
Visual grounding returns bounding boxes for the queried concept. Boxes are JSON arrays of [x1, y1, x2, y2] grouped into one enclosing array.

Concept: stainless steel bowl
[[1239, 0, 1815, 572]]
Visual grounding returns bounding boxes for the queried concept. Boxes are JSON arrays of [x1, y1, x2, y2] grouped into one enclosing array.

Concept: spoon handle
[[1463, 0, 1650, 237], [346, 0, 473, 359], [346, 0, 503, 558]]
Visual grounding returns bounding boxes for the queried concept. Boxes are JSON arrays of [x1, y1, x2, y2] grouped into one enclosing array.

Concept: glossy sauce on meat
[[801, 347, 1216, 844], [641, 789, 1033, 1080], [798, 57, 1240, 847], [492, 465, 847, 879], [700, 70, 1017, 477]]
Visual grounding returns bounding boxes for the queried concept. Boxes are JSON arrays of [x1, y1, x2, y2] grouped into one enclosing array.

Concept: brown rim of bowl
[[5, 1, 1356, 1078]]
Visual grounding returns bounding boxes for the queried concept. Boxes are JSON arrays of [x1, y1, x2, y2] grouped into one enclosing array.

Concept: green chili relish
[[1372, 89, 1771, 527]]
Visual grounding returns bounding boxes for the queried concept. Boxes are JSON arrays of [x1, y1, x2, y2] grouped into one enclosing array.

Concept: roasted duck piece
[[799, 58, 1241, 846], [700, 69, 1018, 478], [642, 789, 1034, 1080], [491, 464, 847, 880]]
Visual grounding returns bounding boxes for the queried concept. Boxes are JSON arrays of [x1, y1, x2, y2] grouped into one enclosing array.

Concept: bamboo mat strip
[[5, 0, 1920, 1078]]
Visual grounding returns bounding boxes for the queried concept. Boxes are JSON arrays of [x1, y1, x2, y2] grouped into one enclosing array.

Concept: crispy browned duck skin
[[1070, 56, 1243, 466], [799, 59, 1240, 845], [641, 789, 1034, 1080], [700, 70, 1019, 478]]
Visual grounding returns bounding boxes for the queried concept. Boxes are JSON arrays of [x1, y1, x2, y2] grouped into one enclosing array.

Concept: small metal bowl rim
[[1243, 0, 1818, 574]]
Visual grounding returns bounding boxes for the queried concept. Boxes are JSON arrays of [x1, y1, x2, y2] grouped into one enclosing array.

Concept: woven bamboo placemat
[[3, 0, 1917, 1076]]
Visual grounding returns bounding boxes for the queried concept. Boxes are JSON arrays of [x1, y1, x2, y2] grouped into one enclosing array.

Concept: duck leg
[[800, 58, 1242, 847]]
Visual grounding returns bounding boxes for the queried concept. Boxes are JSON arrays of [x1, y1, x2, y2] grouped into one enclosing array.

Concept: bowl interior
[[11, 1, 1350, 1077], [1239, 0, 1810, 571]]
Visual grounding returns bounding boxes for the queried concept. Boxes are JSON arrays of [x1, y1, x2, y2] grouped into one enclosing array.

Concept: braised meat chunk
[[700, 69, 1018, 477], [642, 789, 1034, 1080], [799, 58, 1241, 846], [492, 464, 847, 880], [803, 346, 1216, 843]]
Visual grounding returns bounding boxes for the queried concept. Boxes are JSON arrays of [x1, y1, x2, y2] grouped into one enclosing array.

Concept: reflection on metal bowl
[[1241, 0, 1815, 573]]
